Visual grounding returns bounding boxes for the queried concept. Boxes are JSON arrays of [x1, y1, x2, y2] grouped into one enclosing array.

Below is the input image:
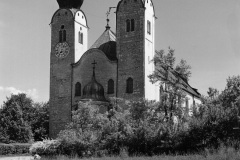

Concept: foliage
[[29, 139, 61, 156], [148, 48, 191, 119], [220, 75, 240, 108], [21, 75, 240, 158], [0, 100, 33, 143], [0, 93, 49, 143], [0, 143, 31, 155], [57, 102, 110, 157], [207, 87, 219, 100], [31, 102, 49, 141], [38, 146, 240, 160]]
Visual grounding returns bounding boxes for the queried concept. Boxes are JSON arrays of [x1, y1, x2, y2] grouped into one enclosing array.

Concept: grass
[[40, 147, 240, 160]]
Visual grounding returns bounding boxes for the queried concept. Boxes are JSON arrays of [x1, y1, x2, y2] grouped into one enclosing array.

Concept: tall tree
[[148, 47, 192, 119], [0, 100, 33, 143], [220, 75, 240, 109], [0, 93, 49, 143]]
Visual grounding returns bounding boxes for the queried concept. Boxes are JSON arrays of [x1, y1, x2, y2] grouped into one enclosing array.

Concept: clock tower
[[49, 0, 88, 138]]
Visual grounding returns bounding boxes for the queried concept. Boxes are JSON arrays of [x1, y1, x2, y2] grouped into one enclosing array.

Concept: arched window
[[59, 30, 63, 42], [147, 20, 151, 35], [63, 30, 66, 42], [126, 78, 133, 93], [126, 19, 130, 32], [126, 19, 135, 32], [131, 19, 135, 31], [59, 25, 66, 42], [107, 79, 114, 94], [79, 32, 83, 44], [75, 82, 81, 97]]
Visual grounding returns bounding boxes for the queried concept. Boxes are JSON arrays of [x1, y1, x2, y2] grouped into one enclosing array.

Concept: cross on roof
[[91, 60, 97, 78], [106, 11, 110, 29], [92, 60, 97, 69]]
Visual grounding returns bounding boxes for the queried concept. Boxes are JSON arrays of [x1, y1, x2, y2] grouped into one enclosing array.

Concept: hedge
[[0, 143, 31, 155]]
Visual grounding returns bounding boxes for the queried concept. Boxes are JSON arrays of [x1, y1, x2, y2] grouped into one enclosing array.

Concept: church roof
[[157, 65, 201, 99], [90, 27, 117, 61]]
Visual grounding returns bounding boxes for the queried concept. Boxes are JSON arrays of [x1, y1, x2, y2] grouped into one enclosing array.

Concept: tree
[[207, 87, 219, 100], [31, 102, 49, 141], [0, 93, 49, 143], [148, 47, 192, 119], [220, 75, 240, 109], [0, 100, 33, 143]]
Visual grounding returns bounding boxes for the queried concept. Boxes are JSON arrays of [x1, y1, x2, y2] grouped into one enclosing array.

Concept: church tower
[[49, 0, 88, 138], [116, 0, 159, 101]]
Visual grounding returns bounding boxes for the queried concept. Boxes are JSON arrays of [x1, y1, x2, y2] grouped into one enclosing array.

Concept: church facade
[[49, 0, 201, 138]]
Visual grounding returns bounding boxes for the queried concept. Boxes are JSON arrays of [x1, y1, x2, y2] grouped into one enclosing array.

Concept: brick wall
[[72, 48, 117, 105], [49, 9, 75, 138], [116, 0, 146, 101]]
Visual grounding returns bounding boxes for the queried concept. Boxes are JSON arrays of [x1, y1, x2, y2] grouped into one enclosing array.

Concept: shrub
[[29, 139, 61, 156], [0, 143, 31, 155]]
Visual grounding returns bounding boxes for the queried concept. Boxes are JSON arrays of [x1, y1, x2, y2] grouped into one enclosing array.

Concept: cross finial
[[106, 11, 110, 30], [92, 60, 97, 69], [92, 60, 97, 78]]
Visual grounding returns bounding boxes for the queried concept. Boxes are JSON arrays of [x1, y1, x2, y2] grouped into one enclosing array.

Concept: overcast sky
[[0, 0, 239, 105]]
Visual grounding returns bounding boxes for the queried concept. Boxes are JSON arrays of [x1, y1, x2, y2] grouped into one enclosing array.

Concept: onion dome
[[57, 0, 84, 9], [81, 61, 108, 102]]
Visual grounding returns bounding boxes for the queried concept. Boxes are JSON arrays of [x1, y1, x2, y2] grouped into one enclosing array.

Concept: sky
[[0, 0, 239, 105]]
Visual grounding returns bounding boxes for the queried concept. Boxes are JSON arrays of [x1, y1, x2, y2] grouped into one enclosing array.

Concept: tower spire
[[105, 7, 116, 31], [106, 11, 110, 30]]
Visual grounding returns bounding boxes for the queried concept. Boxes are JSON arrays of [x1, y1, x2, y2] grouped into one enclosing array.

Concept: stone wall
[[72, 49, 117, 105], [116, 0, 146, 101], [49, 9, 75, 138]]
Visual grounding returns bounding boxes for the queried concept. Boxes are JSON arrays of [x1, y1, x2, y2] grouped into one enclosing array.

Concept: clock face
[[55, 42, 70, 58]]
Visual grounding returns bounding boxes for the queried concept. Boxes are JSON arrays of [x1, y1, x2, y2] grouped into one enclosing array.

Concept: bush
[[29, 139, 61, 156], [0, 143, 31, 155]]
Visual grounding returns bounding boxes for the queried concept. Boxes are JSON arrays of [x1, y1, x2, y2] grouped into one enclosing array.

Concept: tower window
[[147, 20, 151, 35], [75, 82, 81, 97], [126, 19, 135, 32], [79, 32, 83, 44], [131, 19, 135, 31], [126, 78, 133, 93], [59, 25, 66, 42], [63, 30, 66, 42], [107, 79, 114, 94], [59, 30, 63, 43], [126, 19, 130, 32]]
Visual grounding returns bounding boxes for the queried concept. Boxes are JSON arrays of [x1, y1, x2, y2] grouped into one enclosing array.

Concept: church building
[[49, 0, 201, 138]]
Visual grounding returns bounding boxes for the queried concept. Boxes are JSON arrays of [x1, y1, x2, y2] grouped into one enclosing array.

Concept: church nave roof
[[90, 27, 117, 61]]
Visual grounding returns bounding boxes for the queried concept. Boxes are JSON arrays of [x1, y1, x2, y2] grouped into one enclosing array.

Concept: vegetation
[[0, 143, 31, 155], [38, 147, 240, 160], [29, 74, 240, 157], [0, 93, 49, 143], [148, 48, 192, 119]]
